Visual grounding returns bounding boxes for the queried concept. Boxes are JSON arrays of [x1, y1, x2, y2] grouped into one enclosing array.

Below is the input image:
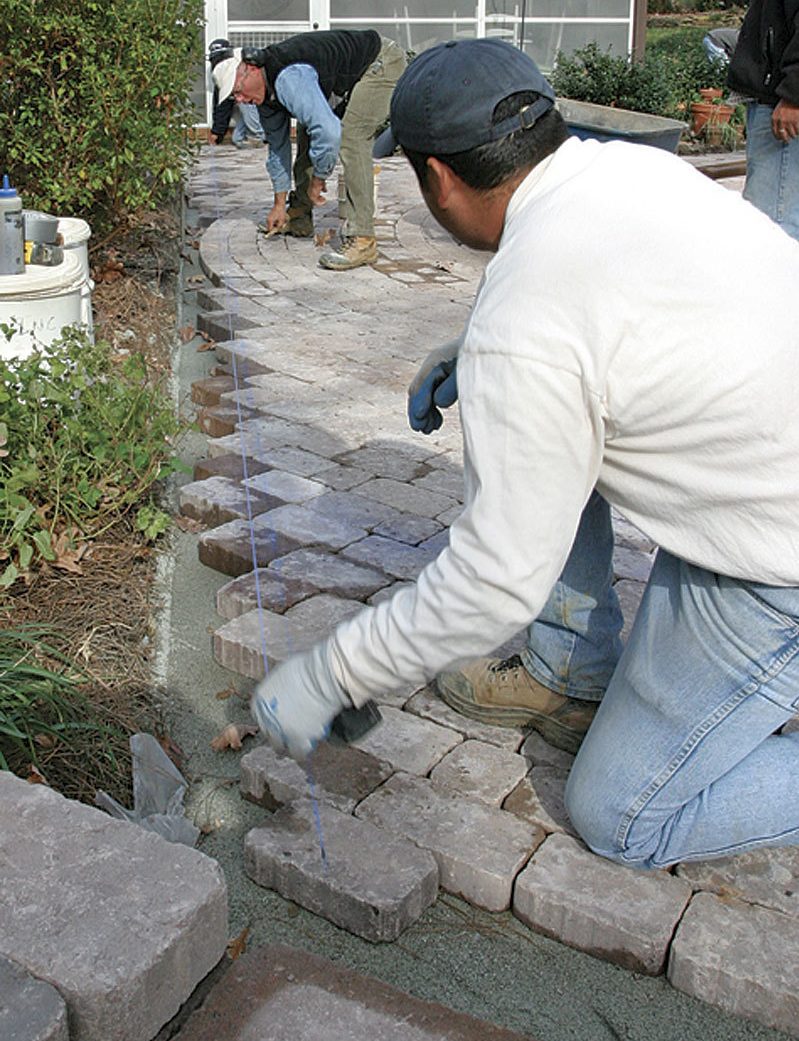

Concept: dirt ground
[[1, 206, 184, 804]]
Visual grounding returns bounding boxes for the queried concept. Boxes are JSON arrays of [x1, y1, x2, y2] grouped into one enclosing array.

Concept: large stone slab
[[513, 833, 692, 975], [356, 772, 542, 911], [175, 944, 537, 1041], [240, 740, 393, 813], [352, 705, 462, 775], [676, 846, 799, 918], [0, 955, 68, 1041], [0, 773, 227, 1041], [244, 799, 438, 942], [668, 891, 799, 1036]]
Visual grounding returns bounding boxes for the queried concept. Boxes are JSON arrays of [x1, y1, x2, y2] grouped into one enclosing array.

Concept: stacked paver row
[[185, 151, 799, 1037]]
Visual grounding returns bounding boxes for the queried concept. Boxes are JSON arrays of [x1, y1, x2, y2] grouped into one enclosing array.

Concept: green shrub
[[0, 0, 205, 233], [552, 41, 729, 121], [0, 327, 185, 589]]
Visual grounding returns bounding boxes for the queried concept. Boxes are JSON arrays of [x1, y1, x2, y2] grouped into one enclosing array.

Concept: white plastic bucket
[[0, 251, 88, 361], [58, 216, 94, 336]]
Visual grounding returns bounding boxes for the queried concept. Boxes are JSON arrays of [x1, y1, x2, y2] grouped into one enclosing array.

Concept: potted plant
[[690, 93, 735, 136]]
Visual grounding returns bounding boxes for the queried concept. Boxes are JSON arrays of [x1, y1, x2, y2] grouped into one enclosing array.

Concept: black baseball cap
[[373, 38, 555, 158]]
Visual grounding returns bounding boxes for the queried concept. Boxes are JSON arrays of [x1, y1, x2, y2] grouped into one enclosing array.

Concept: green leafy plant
[[552, 41, 730, 122], [0, 0, 205, 233], [0, 625, 120, 774], [0, 327, 185, 588]]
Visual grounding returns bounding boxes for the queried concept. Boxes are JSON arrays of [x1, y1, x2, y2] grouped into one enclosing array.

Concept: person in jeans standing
[[729, 0, 799, 240], [213, 30, 406, 270]]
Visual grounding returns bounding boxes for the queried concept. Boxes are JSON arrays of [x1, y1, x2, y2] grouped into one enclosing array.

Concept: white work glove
[[407, 337, 461, 434], [250, 642, 351, 761]]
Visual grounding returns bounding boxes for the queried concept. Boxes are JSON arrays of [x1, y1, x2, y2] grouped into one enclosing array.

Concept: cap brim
[[373, 126, 399, 158], [212, 55, 239, 102]]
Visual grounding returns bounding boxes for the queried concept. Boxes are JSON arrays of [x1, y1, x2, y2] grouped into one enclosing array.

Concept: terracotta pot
[[690, 101, 734, 135], [698, 87, 723, 101]]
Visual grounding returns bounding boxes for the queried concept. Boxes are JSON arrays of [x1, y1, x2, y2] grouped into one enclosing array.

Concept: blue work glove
[[407, 339, 461, 434], [250, 643, 351, 761]]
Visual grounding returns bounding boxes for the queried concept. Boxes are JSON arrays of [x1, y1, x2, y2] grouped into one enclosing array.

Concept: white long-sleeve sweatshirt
[[329, 136, 799, 705]]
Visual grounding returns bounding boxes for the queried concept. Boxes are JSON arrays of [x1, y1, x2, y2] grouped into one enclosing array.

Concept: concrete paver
[[513, 834, 692, 976], [357, 772, 543, 911], [0, 773, 227, 1041], [244, 799, 438, 942], [175, 945, 536, 1041], [668, 892, 799, 1035], [429, 739, 530, 806]]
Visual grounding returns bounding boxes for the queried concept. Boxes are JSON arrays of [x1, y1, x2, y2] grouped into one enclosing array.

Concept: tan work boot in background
[[436, 655, 597, 754], [319, 236, 377, 271]]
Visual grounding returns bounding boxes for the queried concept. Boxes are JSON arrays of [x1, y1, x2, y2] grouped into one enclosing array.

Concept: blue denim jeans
[[232, 102, 265, 145], [525, 493, 799, 868], [744, 102, 799, 242]]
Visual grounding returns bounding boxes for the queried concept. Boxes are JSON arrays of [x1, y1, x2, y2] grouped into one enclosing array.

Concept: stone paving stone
[[335, 445, 429, 481], [613, 545, 655, 583], [503, 766, 577, 837], [198, 310, 261, 342], [213, 608, 294, 678], [368, 579, 415, 606], [199, 517, 300, 577], [197, 403, 258, 438], [668, 891, 799, 1035], [614, 578, 646, 643], [0, 954, 68, 1041], [519, 731, 575, 771], [0, 772, 227, 1041], [250, 445, 339, 478], [373, 511, 442, 545], [676, 846, 799, 918], [437, 503, 463, 526], [356, 477, 457, 518], [342, 534, 437, 580], [191, 374, 235, 406], [419, 528, 450, 556], [243, 799, 438, 942], [249, 504, 369, 551], [430, 740, 530, 806], [315, 461, 371, 490], [240, 740, 393, 813], [244, 469, 327, 503], [352, 705, 462, 775], [179, 476, 282, 527], [193, 453, 270, 483], [304, 489, 401, 529], [357, 772, 542, 912], [216, 568, 308, 619], [405, 686, 525, 752], [205, 430, 287, 462], [284, 592, 365, 633], [514, 833, 692, 975], [174, 944, 535, 1041], [270, 547, 389, 601], [611, 510, 657, 553], [413, 468, 465, 501]]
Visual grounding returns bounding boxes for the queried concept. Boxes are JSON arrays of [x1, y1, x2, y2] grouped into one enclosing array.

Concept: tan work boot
[[436, 655, 597, 754], [318, 236, 377, 271]]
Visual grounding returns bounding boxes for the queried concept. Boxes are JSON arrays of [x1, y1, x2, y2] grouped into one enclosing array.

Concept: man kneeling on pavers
[[212, 29, 406, 271], [251, 39, 799, 870]]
